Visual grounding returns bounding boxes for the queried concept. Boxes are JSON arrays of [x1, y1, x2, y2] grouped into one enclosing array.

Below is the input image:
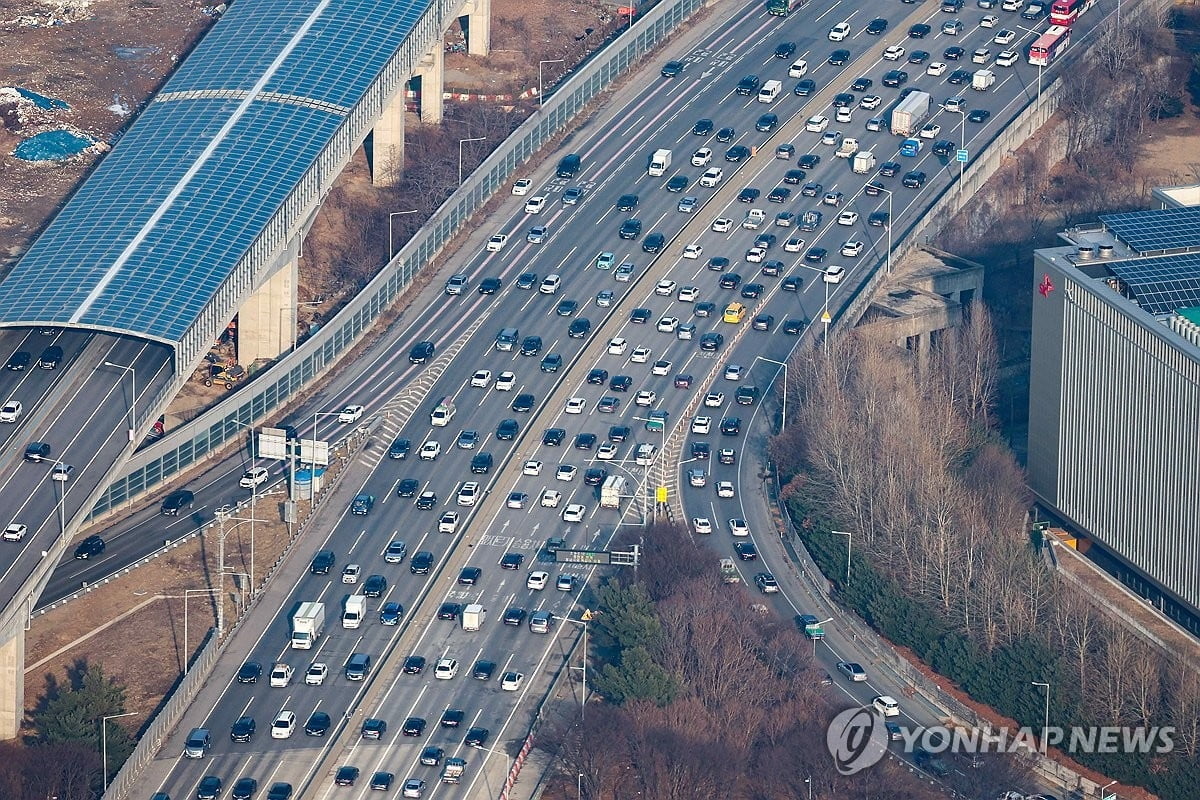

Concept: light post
[[558, 615, 589, 720], [388, 209, 419, 259], [458, 136, 486, 185], [875, 186, 895, 274], [754, 355, 789, 431], [820, 278, 832, 353], [180, 588, 219, 673], [632, 416, 667, 523], [578, 773, 584, 800], [101, 710, 136, 789], [833, 530, 852, 584], [1100, 779, 1118, 800], [948, 107, 966, 193], [1032, 680, 1051, 754], [814, 617, 833, 657], [804, 776, 812, 800], [1037, 63, 1044, 125], [102, 361, 137, 441], [538, 59, 565, 108]]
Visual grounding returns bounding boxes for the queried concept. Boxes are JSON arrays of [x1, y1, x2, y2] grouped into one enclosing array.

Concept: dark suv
[[408, 341, 435, 363], [310, 550, 335, 574], [160, 488, 195, 515], [73, 535, 105, 559]]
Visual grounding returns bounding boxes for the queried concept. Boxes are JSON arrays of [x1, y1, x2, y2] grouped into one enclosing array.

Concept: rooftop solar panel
[[1105, 253, 1200, 316], [1099, 207, 1200, 255], [0, 0, 434, 347]]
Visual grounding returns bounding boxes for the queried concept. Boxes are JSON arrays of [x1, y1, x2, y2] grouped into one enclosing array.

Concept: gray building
[[1029, 185, 1200, 624]]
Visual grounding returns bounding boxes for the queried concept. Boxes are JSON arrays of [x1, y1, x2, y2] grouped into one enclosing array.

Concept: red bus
[[1028, 25, 1071, 67], [1049, 0, 1095, 26]]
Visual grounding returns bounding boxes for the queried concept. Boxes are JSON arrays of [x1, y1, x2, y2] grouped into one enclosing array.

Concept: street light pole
[[755, 356, 789, 431], [180, 588, 219, 673], [1032, 681, 1051, 754], [833, 530, 852, 584], [538, 59, 565, 109], [101, 710, 136, 790], [458, 136, 486, 185], [559, 615, 589, 720], [951, 107, 966, 192], [876, 186, 895, 274], [102, 361, 137, 441], [388, 209, 419, 259], [1100, 780, 1118, 800], [805, 776, 813, 800]]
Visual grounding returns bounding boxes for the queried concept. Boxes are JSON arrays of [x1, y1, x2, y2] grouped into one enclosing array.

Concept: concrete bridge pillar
[[462, 0, 491, 57], [237, 257, 298, 363], [0, 625, 24, 740], [372, 90, 407, 188], [414, 43, 444, 125]]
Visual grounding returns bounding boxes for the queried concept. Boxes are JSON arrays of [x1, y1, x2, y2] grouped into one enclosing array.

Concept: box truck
[[852, 151, 877, 174], [648, 149, 672, 177], [890, 90, 932, 136], [971, 69, 996, 91], [342, 595, 366, 629], [600, 475, 628, 509], [461, 603, 485, 631], [290, 601, 325, 649], [758, 79, 782, 103]]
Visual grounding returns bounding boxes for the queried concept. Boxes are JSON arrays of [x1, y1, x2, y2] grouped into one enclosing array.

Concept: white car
[[239, 467, 269, 488], [522, 459, 542, 476], [712, 217, 733, 233], [456, 481, 480, 506], [419, 441, 441, 460], [434, 658, 459, 680], [677, 286, 699, 302], [716, 481, 735, 498], [596, 443, 619, 460], [823, 265, 846, 284], [438, 511, 460, 533], [527, 571, 550, 590], [692, 416, 712, 434], [995, 50, 1019, 67], [506, 492, 527, 509], [562, 504, 586, 523], [494, 371, 516, 391], [981, 14, 1000, 27], [338, 404, 364, 423], [511, 178, 532, 195], [828, 21, 851, 41], [972, 48, 992, 64], [841, 240, 865, 257], [835, 107, 853, 124], [2, 523, 27, 542], [524, 195, 547, 214], [556, 464, 577, 481], [269, 662, 293, 687], [630, 346, 651, 363], [539, 274, 562, 294], [564, 397, 586, 414], [654, 279, 677, 296], [693, 517, 713, 535], [342, 564, 361, 583], [805, 115, 829, 132], [656, 316, 679, 333], [993, 28, 1017, 44], [304, 663, 328, 685], [745, 247, 767, 264], [0, 400, 21, 423], [634, 390, 657, 407], [723, 364, 743, 381], [837, 211, 859, 226], [485, 233, 509, 252], [728, 518, 750, 537], [691, 148, 713, 167], [471, 369, 491, 388], [918, 122, 941, 139], [607, 337, 628, 355], [860, 94, 882, 110], [501, 671, 525, 691], [926, 61, 948, 76], [704, 392, 725, 407], [883, 45, 905, 61], [872, 695, 900, 717], [682, 244, 703, 260], [651, 360, 671, 376], [784, 237, 805, 253], [699, 167, 723, 188], [540, 489, 562, 508], [788, 59, 808, 78]]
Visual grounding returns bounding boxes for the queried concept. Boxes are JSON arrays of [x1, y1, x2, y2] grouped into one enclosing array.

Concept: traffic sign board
[[555, 549, 612, 565], [956, 149, 969, 163], [656, 486, 668, 504]]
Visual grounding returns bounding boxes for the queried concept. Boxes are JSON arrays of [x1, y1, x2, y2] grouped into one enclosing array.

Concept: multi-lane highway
[[125, 0, 1111, 797]]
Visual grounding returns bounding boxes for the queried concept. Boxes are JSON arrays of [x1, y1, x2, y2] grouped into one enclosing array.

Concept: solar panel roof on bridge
[[1099, 207, 1200, 255], [1106, 253, 1200, 316], [0, 0, 431, 345]]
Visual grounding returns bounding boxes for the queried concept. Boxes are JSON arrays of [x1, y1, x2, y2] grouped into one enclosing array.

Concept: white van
[[788, 59, 808, 78], [758, 80, 782, 103], [635, 443, 657, 466], [270, 710, 297, 739]]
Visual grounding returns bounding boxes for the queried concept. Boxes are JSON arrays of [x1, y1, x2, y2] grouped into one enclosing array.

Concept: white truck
[[600, 475, 628, 509], [290, 601, 325, 649], [757, 79, 782, 103], [835, 137, 860, 159], [342, 595, 366, 629], [890, 90, 932, 137], [852, 151, 877, 174], [648, 148, 672, 177], [971, 69, 996, 91], [430, 396, 455, 427], [742, 208, 766, 230], [441, 758, 467, 784], [461, 603, 485, 631]]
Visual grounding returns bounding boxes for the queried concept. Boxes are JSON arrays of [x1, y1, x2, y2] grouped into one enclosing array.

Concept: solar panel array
[[1106, 253, 1200, 316], [1099, 207, 1200, 255], [0, 0, 432, 345]]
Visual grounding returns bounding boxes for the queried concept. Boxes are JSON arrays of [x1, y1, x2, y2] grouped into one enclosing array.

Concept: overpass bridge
[[0, 0, 495, 738]]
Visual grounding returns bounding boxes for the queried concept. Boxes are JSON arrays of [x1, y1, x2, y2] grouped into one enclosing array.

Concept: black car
[[643, 232, 665, 253], [440, 708, 466, 728], [932, 140, 955, 157], [783, 318, 806, 335], [716, 126, 736, 143], [783, 169, 806, 185], [881, 69, 908, 87], [310, 550, 335, 574], [630, 307, 652, 324], [437, 602, 462, 620], [618, 218, 642, 239], [500, 553, 525, 570], [849, 77, 872, 92], [909, 23, 931, 38], [73, 535, 105, 559], [362, 718, 387, 739], [542, 428, 566, 446], [410, 551, 434, 574], [464, 727, 490, 748], [691, 441, 711, 460], [707, 256, 730, 272], [231, 716, 256, 742], [350, 493, 374, 515], [556, 299, 578, 316], [587, 368, 609, 385], [735, 74, 761, 95], [584, 467, 607, 486], [160, 488, 195, 516], [420, 747, 445, 766], [720, 416, 742, 435], [369, 773, 394, 791], [699, 332, 724, 351], [478, 277, 502, 294], [616, 193, 639, 211], [782, 275, 804, 292], [305, 711, 332, 736], [496, 418, 519, 440], [408, 340, 435, 363], [797, 153, 820, 169], [387, 438, 411, 459], [541, 351, 563, 372], [197, 777, 223, 800], [236, 661, 263, 683], [402, 717, 427, 736], [774, 41, 796, 58], [752, 314, 774, 332], [718, 273, 742, 290], [516, 271, 538, 289], [666, 175, 689, 192], [865, 17, 888, 34], [741, 283, 765, 299], [903, 171, 927, 188], [724, 145, 751, 162], [574, 432, 597, 450], [948, 69, 972, 85], [334, 767, 360, 787], [828, 49, 850, 65], [520, 335, 542, 356], [868, 211, 891, 228], [458, 567, 482, 585], [471, 453, 495, 477], [737, 187, 760, 203], [753, 233, 776, 249], [755, 113, 778, 132], [967, 109, 991, 123], [608, 425, 631, 442], [805, 247, 828, 263], [402, 655, 426, 674], [944, 46, 965, 60], [661, 60, 685, 77], [735, 541, 758, 561], [567, 318, 591, 338], [864, 181, 885, 197], [695, 302, 716, 317], [794, 79, 816, 96], [768, 187, 791, 203], [363, 574, 387, 597], [736, 386, 761, 405], [832, 92, 855, 108], [503, 606, 528, 626], [879, 161, 901, 177], [609, 375, 633, 392], [692, 118, 714, 135], [5, 351, 30, 371], [511, 393, 535, 412], [908, 50, 930, 64], [473, 660, 497, 680], [761, 260, 784, 277], [266, 785, 293, 800]]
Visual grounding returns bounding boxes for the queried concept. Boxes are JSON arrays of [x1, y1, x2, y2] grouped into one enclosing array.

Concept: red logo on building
[[1038, 274, 1054, 298]]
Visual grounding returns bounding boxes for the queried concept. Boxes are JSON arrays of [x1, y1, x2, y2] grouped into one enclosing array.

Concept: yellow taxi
[[722, 302, 747, 324]]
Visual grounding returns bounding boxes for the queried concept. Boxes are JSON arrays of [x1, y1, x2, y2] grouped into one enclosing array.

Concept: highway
[[121, 0, 1113, 797]]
